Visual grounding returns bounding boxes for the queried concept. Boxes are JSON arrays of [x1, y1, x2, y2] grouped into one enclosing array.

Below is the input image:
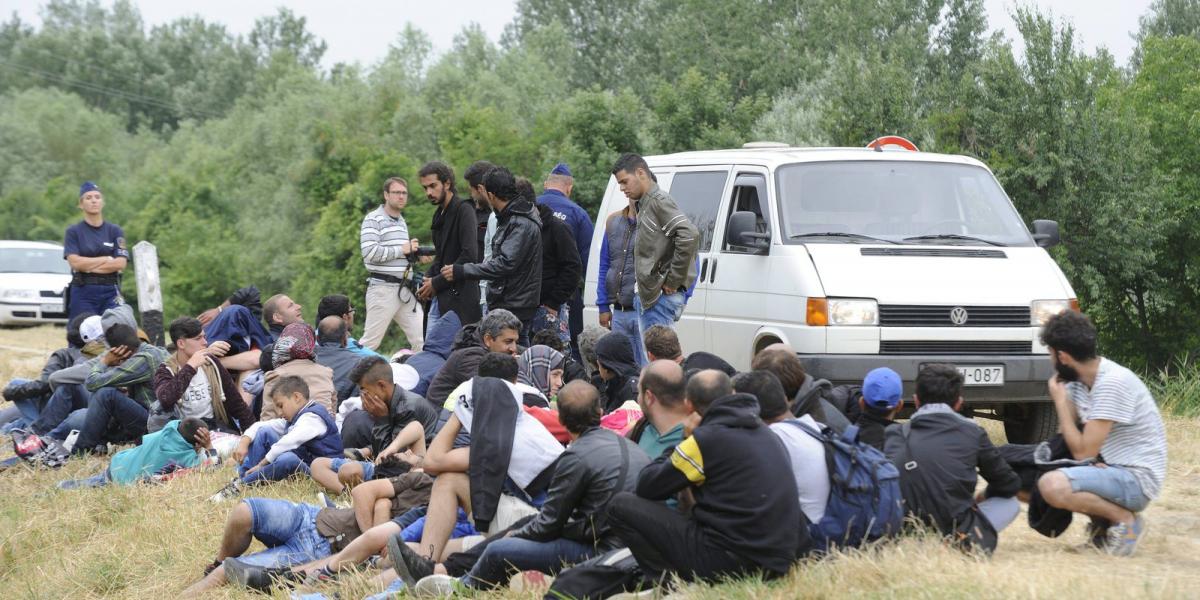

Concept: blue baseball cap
[[79, 181, 100, 198], [550, 163, 572, 177], [862, 367, 903, 410]]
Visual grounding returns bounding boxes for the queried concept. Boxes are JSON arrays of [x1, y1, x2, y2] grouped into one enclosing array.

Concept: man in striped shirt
[[1037, 311, 1168, 557], [360, 177, 424, 352]]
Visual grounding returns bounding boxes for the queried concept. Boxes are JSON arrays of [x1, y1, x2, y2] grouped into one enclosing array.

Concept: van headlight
[[828, 299, 879, 326], [1032, 299, 1078, 325], [0, 289, 38, 301]]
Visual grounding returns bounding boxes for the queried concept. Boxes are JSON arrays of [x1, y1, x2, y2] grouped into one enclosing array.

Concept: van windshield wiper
[[789, 232, 901, 245], [903, 234, 1006, 247]]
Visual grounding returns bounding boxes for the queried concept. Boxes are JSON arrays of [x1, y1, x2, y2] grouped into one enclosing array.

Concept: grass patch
[[1153, 357, 1200, 417]]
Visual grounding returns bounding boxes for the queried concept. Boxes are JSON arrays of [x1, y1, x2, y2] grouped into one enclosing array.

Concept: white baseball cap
[[80, 316, 104, 344]]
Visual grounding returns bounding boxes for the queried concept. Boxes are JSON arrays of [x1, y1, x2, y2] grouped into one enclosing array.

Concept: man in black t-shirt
[[63, 181, 128, 319]]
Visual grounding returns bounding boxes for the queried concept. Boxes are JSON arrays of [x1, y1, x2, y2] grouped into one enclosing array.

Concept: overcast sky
[[0, 0, 1154, 67]]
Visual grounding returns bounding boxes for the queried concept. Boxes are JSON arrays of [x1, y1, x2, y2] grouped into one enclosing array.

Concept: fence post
[[132, 241, 164, 346]]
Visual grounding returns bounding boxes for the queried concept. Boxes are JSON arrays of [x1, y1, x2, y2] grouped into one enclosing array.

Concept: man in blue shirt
[[63, 181, 129, 319], [536, 163, 594, 359]]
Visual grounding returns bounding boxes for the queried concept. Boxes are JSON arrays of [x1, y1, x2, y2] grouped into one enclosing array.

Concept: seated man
[[855, 367, 904, 451], [151, 316, 254, 434], [628, 360, 691, 458], [70, 323, 170, 455], [733, 370, 829, 527], [594, 332, 640, 413], [316, 293, 382, 358], [425, 308, 521, 408], [210, 376, 343, 500], [393, 381, 650, 592], [256, 293, 307, 372], [752, 344, 850, 432], [642, 325, 683, 364], [884, 364, 1021, 554], [607, 370, 806, 586], [58, 417, 219, 489], [1, 312, 95, 433], [314, 316, 363, 404], [310, 355, 438, 495], [1036, 311, 1167, 556], [198, 285, 274, 373]]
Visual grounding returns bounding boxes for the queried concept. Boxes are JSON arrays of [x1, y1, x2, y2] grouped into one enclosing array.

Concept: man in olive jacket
[[610, 153, 699, 342]]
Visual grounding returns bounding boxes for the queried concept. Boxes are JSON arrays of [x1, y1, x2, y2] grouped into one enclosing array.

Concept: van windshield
[[0, 247, 70, 274], [776, 161, 1034, 246]]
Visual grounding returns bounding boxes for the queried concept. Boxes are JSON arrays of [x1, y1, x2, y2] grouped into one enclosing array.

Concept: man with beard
[[418, 161, 481, 338], [1035, 311, 1167, 557]]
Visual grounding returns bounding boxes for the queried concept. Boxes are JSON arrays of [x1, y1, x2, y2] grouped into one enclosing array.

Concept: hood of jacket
[[793, 373, 831, 415], [595, 332, 638, 379], [699, 393, 762, 430], [452, 323, 484, 353], [500, 198, 541, 227]]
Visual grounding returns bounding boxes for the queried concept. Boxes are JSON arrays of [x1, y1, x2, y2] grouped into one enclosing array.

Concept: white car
[[0, 240, 72, 325]]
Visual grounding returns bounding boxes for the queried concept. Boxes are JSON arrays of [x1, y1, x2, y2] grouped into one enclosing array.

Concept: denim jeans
[[530, 304, 571, 346], [635, 291, 686, 363], [238, 427, 309, 484], [609, 309, 646, 368], [1061, 465, 1151, 512], [32, 383, 91, 436], [977, 496, 1021, 532], [73, 387, 148, 453], [237, 498, 332, 568], [462, 536, 595, 588], [328, 457, 376, 481], [203, 304, 273, 355], [47, 408, 88, 441], [58, 469, 111, 490]]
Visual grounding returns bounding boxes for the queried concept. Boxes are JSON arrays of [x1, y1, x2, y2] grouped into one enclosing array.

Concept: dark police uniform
[[63, 219, 128, 319]]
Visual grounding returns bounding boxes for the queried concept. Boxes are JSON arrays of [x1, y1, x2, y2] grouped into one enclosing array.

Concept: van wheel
[[1004, 403, 1058, 444]]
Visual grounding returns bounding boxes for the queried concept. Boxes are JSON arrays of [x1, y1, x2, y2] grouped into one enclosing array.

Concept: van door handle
[[699, 258, 709, 282], [709, 258, 718, 283]]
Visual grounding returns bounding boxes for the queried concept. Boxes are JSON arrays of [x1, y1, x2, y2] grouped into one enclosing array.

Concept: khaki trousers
[[361, 281, 425, 351]]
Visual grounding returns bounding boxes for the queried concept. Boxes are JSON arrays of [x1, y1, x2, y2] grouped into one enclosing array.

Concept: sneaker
[[209, 478, 244, 503], [1081, 518, 1111, 550], [386, 534, 434, 588], [34, 440, 70, 469], [508, 570, 553, 593], [12, 429, 46, 460], [224, 557, 304, 591], [1106, 515, 1147, 557], [413, 574, 464, 597]]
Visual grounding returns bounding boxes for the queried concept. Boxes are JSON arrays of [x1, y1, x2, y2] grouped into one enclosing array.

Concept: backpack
[[786, 421, 903, 552], [544, 547, 645, 600]]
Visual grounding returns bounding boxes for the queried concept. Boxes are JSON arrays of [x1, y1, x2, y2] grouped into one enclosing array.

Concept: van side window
[[666, 171, 728, 252], [723, 173, 769, 253]]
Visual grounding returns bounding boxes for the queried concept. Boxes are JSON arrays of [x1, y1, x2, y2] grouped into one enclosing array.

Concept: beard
[[1055, 360, 1081, 382]]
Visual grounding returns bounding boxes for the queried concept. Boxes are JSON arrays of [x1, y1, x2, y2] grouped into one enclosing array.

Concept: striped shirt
[[1068, 358, 1168, 499], [360, 205, 411, 277]]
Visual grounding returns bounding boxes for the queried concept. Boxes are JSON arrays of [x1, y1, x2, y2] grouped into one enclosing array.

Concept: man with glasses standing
[[360, 177, 424, 352]]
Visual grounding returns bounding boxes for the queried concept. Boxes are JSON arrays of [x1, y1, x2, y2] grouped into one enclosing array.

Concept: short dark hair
[[479, 352, 519, 382], [751, 348, 806, 399], [271, 375, 310, 401], [643, 325, 682, 360], [530, 329, 566, 352], [611, 153, 649, 176], [514, 177, 536, 203], [178, 417, 206, 445], [168, 316, 203, 344], [418, 161, 456, 190], [557, 380, 602, 434], [382, 176, 408, 195], [263, 293, 286, 326], [464, 160, 496, 188], [915, 363, 963, 406], [640, 360, 686, 407], [733, 370, 788, 420], [105, 323, 140, 351], [482, 166, 518, 202], [317, 294, 351, 322], [350, 355, 393, 386], [1039, 310, 1097, 361], [317, 316, 347, 345], [686, 369, 733, 415]]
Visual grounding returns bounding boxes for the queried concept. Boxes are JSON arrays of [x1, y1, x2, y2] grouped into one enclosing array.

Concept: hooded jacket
[[107, 419, 205, 485], [425, 323, 489, 408], [791, 374, 852, 433], [595, 332, 640, 413], [405, 313, 460, 397], [636, 393, 807, 574], [632, 183, 699, 309], [315, 341, 362, 403], [457, 198, 543, 321], [428, 194, 482, 326], [536, 203, 582, 309]]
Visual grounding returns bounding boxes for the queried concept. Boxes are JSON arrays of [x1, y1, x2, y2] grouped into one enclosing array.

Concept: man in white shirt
[[360, 176, 424, 351]]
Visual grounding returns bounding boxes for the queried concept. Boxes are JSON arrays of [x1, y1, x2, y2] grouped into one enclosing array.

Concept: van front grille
[[879, 341, 1034, 355], [879, 305, 1030, 327], [861, 248, 1007, 258]]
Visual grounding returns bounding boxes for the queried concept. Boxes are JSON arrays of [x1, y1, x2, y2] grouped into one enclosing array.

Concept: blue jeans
[[48, 408, 88, 441], [68, 284, 121, 321], [634, 291, 686, 365], [328, 457, 375, 481], [74, 387, 148, 452], [463, 536, 595, 588], [237, 498, 332, 568], [58, 469, 111, 490], [32, 383, 91, 436], [530, 304, 571, 346], [401, 508, 477, 543], [203, 304, 273, 355], [1061, 465, 1151, 512], [977, 496, 1020, 532], [238, 428, 309, 484], [609, 309, 646, 368]]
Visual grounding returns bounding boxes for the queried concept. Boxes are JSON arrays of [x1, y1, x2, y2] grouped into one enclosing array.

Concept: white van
[[582, 138, 1077, 443]]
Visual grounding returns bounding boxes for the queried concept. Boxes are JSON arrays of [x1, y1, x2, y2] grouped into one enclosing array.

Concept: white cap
[[80, 316, 104, 344], [391, 363, 420, 392]]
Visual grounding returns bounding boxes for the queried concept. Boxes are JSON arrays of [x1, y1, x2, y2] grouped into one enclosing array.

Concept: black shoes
[[223, 557, 304, 592], [386, 533, 435, 587]]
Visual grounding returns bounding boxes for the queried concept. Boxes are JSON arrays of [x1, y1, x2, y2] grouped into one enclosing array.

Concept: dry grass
[[2, 325, 1199, 599]]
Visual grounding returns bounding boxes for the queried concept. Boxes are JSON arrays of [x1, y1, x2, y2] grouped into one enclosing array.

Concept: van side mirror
[[1032, 220, 1060, 248], [726, 211, 769, 253]]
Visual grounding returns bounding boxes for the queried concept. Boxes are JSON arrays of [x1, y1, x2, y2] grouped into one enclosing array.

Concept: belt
[[71, 273, 119, 286], [612, 303, 636, 312], [367, 272, 409, 284]]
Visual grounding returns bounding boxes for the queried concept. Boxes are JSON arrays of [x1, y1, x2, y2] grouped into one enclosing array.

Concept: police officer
[[63, 181, 128, 319]]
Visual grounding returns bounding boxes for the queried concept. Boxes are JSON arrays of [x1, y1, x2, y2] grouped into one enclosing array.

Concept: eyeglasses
[[385, 190, 406, 195]]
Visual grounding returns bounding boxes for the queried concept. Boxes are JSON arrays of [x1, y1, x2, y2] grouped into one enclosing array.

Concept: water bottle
[[62, 429, 81, 452]]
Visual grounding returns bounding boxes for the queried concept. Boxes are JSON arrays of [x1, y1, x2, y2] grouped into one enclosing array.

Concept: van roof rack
[[741, 141, 791, 149]]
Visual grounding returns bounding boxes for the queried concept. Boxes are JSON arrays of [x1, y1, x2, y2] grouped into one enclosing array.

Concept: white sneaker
[[414, 574, 462, 597], [209, 478, 243, 503]]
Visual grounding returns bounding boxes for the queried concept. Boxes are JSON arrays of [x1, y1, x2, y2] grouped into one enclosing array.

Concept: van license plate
[[958, 365, 1004, 386], [40, 303, 62, 314]]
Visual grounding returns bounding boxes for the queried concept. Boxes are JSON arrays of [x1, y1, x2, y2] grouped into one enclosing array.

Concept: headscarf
[[594, 332, 639, 379], [272, 322, 316, 368], [517, 345, 565, 397]]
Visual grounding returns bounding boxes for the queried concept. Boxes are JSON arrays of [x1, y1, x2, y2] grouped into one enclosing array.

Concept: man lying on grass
[[1036, 311, 1168, 556]]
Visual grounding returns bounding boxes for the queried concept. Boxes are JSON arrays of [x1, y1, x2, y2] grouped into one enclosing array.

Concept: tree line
[[1, 0, 1197, 370]]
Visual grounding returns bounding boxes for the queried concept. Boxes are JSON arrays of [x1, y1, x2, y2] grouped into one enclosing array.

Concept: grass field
[[2, 325, 1199, 599]]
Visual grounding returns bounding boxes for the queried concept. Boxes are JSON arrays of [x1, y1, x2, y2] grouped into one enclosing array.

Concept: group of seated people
[[1, 293, 1168, 598]]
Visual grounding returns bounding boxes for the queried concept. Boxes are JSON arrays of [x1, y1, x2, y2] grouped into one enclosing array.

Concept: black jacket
[[315, 341, 361, 403], [429, 194, 482, 326], [635, 393, 806, 575], [457, 198, 543, 321], [426, 323, 487, 408], [595, 333, 639, 413], [474, 204, 491, 261], [372, 384, 441, 456], [791, 374, 852, 433], [856, 409, 893, 452], [536, 203, 582, 309], [884, 409, 1021, 553], [512, 426, 650, 547]]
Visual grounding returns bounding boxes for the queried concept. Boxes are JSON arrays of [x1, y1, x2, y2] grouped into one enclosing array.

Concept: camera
[[407, 245, 436, 259]]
